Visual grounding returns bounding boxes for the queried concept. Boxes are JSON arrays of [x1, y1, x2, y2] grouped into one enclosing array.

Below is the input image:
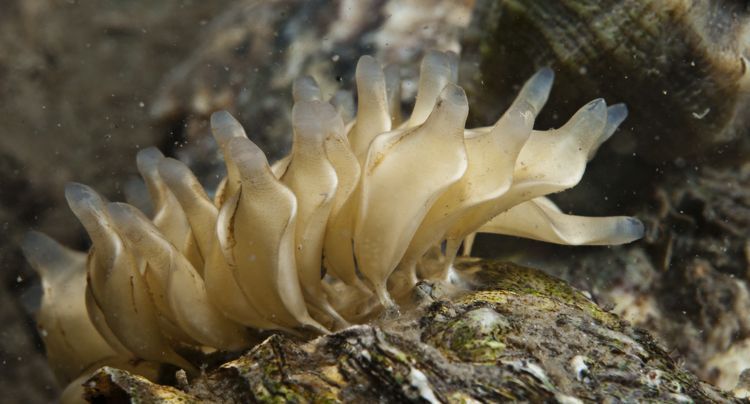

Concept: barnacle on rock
[[21, 51, 643, 396]]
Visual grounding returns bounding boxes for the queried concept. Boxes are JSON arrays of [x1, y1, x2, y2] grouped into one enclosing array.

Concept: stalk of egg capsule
[[442, 98, 611, 272], [64, 183, 194, 371], [225, 135, 329, 332], [21, 231, 120, 383], [354, 83, 469, 310], [400, 68, 552, 283], [281, 101, 351, 328], [107, 202, 250, 350], [478, 197, 644, 245]]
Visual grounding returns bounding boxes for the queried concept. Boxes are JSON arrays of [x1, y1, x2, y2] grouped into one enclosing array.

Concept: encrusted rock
[[83, 260, 735, 403], [484, 163, 750, 393], [467, 0, 750, 162]]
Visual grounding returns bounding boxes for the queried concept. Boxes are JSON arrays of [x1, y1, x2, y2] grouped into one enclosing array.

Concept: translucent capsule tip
[[292, 100, 340, 142], [605, 103, 628, 131], [64, 182, 101, 208], [157, 158, 190, 186], [621, 217, 645, 241], [210, 111, 247, 148], [522, 67, 554, 112], [356, 55, 383, 81], [422, 50, 451, 69], [439, 83, 467, 107], [135, 147, 164, 175], [228, 137, 268, 175], [586, 98, 606, 111], [210, 110, 239, 130], [21, 231, 68, 278], [292, 76, 321, 102], [534, 67, 554, 86], [106, 202, 146, 233]]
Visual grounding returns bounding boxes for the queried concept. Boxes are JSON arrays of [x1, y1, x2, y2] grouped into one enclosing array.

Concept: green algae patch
[[216, 335, 341, 403], [455, 258, 622, 329], [422, 306, 510, 363]]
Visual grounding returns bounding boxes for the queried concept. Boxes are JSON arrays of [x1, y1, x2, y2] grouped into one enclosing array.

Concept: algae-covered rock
[[82, 260, 735, 403], [467, 0, 750, 162]]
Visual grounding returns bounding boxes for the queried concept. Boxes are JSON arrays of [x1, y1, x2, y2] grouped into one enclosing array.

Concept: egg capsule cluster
[[22, 51, 643, 390]]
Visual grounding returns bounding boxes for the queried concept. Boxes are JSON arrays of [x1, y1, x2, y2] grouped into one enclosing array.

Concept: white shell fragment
[[28, 51, 644, 390]]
